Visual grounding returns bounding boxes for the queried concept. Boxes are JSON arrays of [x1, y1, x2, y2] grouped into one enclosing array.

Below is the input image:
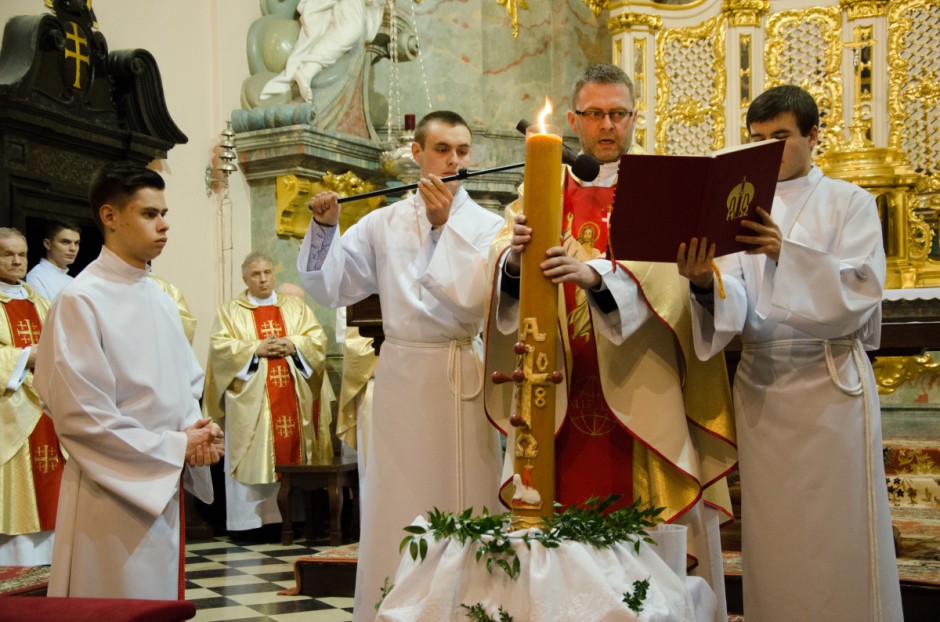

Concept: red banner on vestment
[[251, 305, 302, 471], [3, 298, 64, 529]]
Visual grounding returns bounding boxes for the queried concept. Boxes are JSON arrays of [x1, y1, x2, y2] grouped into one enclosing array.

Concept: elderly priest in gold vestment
[[0, 228, 64, 566], [204, 251, 331, 533]]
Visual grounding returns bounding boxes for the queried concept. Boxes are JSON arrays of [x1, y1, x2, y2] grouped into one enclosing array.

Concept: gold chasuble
[[0, 286, 64, 535], [148, 274, 197, 344], [204, 293, 330, 485], [485, 170, 736, 528], [336, 327, 377, 453]]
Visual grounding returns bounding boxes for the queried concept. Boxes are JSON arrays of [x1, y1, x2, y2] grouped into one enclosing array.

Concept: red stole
[[3, 298, 63, 530], [555, 174, 634, 511], [251, 305, 302, 470]]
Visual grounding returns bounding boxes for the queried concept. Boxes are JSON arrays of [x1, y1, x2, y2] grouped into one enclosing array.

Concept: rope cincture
[[748, 337, 882, 620], [823, 338, 882, 621], [386, 335, 482, 509]]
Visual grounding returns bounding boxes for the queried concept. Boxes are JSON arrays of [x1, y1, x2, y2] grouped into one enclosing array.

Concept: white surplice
[[690, 167, 903, 621], [25, 258, 72, 302], [34, 247, 213, 600], [298, 187, 504, 622]]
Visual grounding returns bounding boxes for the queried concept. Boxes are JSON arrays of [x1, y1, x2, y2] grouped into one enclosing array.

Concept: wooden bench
[[276, 455, 359, 546]]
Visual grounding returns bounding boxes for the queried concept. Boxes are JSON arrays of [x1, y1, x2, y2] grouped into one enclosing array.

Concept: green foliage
[[374, 576, 394, 611], [536, 496, 664, 555], [460, 603, 515, 622], [398, 496, 663, 581], [622, 578, 651, 614]]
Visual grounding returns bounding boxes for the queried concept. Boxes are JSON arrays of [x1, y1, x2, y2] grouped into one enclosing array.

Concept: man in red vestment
[[0, 228, 65, 565], [485, 64, 737, 619]]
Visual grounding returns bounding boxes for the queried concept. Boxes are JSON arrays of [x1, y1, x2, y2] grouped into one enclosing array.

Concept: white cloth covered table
[[883, 286, 940, 302], [377, 518, 714, 622]]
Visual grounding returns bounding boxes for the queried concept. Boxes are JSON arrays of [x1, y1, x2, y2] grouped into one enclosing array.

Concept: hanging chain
[[386, 0, 401, 142], [409, 0, 432, 114]]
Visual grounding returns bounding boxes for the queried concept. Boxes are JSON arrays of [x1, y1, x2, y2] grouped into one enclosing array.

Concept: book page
[[710, 138, 781, 157]]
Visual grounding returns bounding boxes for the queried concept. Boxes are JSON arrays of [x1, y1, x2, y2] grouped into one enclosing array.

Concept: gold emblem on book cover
[[726, 177, 755, 220]]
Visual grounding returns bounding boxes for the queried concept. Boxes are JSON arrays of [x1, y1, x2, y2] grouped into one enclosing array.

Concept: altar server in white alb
[[677, 85, 903, 622], [25, 219, 80, 301], [35, 161, 223, 600], [300, 110, 503, 621]]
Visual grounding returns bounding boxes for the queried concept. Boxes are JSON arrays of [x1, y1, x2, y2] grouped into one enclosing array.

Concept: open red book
[[608, 139, 785, 262]]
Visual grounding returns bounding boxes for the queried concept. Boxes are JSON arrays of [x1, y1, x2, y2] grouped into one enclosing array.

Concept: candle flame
[[537, 97, 553, 133]]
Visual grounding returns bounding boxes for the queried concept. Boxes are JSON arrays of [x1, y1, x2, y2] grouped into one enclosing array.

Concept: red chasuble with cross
[[3, 298, 64, 530], [251, 305, 303, 470], [555, 174, 634, 511]]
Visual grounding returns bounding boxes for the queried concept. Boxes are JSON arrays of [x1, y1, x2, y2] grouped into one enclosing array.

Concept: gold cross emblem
[[275, 415, 296, 438], [64, 22, 90, 89], [270, 366, 292, 388], [16, 319, 40, 345], [33, 445, 60, 474], [259, 319, 283, 338]]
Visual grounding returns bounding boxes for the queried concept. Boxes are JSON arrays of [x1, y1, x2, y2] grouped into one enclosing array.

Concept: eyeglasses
[[574, 109, 636, 123]]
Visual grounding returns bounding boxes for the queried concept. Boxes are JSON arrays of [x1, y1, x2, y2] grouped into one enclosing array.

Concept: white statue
[[260, 0, 383, 102]]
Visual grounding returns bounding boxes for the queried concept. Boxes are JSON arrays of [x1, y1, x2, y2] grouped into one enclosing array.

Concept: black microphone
[[516, 119, 600, 182]]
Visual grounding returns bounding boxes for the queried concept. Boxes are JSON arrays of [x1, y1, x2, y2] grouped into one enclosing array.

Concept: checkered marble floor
[[185, 537, 354, 622]]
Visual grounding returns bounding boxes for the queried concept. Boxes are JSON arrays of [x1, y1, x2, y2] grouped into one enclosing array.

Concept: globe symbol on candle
[[569, 376, 616, 436]]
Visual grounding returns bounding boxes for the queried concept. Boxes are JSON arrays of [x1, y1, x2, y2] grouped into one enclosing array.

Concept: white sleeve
[[755, 190, 885, 339], [297, 215, 378, 308], [34, 294, 188, 519], [492, 250, 521, 336], [420, 219, 502, 325], [690, 252, 749, 360], [4, 347, 30, 391], [585, 259, 654, 345]]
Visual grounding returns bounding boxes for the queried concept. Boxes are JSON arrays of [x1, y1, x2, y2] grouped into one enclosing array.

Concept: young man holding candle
[[299, 110, 503, 621], [485, 64, 737, 620], [677, 85, 902, 621]]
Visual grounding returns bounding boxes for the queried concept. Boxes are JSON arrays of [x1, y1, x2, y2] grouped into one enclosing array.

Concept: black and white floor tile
[[185, 537, 353, 622]]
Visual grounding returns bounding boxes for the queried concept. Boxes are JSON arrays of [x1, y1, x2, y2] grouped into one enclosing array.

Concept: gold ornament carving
[[887, 0, 940, 194], [848, 25, 875, 110], [608, 12, 662, 35], [722, 0, 769, 28], [817, 138, 925, 288], [740, 34, 752, 107], [583, 0, 609, 17], [654, 15, 726, 154], [839, 0, 888, 20], [275, 172, 381, 238], [510, 514, 548, 530], [497, 0, 529, 39], [873, 354, 940, 394], [765, 6, 844, 155], [908, 210, 932, 262]]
